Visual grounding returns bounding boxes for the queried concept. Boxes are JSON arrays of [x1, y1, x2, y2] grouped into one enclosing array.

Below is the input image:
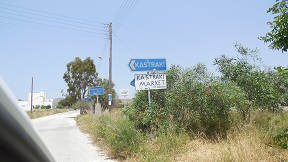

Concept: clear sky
[[1, 0, 288, 100]]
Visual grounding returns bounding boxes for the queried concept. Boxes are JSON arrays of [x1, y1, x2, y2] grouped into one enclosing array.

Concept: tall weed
[[131, 129, 188, 162], [76, 111, 144, 159]]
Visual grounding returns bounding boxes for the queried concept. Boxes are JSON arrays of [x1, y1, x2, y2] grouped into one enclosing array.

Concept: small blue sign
[[130, 78, 135, 87], [108, 94, 112, 101], [90, 86, 105, 96], [83, 97, 92, 102], [128, 59, 167, 71]]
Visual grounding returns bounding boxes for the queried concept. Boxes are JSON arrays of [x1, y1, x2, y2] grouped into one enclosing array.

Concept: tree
[[63, 57, 99, 103], [275, 66, 288, 105], [95, 78, 116, 111], [72, 100, 91, 114], [260, 0, 288, 52], [58, 96, 74, 108], [214, 44, 281, 118]]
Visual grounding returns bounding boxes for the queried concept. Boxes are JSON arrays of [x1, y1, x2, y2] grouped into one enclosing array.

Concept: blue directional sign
[[128, 59, 167, 71], [90, 86, 105, 96], [130, 78, 135, 87], [83, 97, 92, 102]]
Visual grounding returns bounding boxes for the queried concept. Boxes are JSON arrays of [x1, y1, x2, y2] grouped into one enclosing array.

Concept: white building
[[18, 91, 53, 111]]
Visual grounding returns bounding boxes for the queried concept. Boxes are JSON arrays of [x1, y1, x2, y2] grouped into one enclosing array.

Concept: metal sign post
[[89, 86, 105, 114], [148, 88, 151, 106], [120, 88, 129, 108]]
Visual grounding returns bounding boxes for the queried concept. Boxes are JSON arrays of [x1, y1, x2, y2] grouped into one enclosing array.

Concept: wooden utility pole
[[108, 22, 113, 112], [31, 77, 33, 113]]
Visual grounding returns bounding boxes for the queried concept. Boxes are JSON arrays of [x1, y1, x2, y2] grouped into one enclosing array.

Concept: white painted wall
[[18, 91, 53, 111]]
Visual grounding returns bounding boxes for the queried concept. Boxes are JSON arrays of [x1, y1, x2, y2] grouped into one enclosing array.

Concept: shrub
[[272, 128, 288, 149], [91, 112, 144, 158], [125, 64, 249, 139], [72, 100, 91, 114], [214, 44, 283, 115], [166, 79, 247, 138]]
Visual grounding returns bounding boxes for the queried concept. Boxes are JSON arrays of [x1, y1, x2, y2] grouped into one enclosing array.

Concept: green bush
[[92, 112, 144, 157], [214, 44, 282, 114], [72, 100, 91, 114], [272, 128, 288, 149], [166, 79, 247, 138], [125, 64, 249, 139]]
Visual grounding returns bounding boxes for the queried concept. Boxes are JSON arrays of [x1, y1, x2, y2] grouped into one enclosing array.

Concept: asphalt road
[[31, 110, 115, 162]]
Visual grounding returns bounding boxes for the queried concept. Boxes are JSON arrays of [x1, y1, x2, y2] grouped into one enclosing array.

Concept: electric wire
[[112, 0, 127, 23], [0, 1, 139, 65], [115, 0, 138, 32], [100, 40, 110, 58], [0, 2, 105, 25], [0, 11, 107, 32], [0, 21, 106, 38], [0, 6, 106, 28], [0, 2, 111, 81], [113, 32, 136, 55], [112, 0, 133, 32], [112, 0, 138, 33], [113, 0, 138, 33], [0, 15, 106, 36], [112, 0, 130, 26], [95, 0, 139, 66], [0, 2, 109, 38]]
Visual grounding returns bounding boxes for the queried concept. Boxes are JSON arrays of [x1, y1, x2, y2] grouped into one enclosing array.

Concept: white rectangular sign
[[119, 88, 129, 96], [135, 74, 166, 90]]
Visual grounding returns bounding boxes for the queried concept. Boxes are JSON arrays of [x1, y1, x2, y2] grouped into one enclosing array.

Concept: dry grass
[[26, 108, 73, 119], [76, 110, 145, 160], [76, 110, 288, 162], [127, 131, 188, 162], [176, 126, 288, 162]]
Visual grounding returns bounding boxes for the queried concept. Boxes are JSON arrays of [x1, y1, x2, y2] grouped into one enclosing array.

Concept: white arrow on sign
[[129, 60, 136, 71]]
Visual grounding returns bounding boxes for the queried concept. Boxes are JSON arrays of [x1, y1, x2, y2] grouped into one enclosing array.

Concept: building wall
[[18, 101, 30, 111], [18, 91, 53, 111]]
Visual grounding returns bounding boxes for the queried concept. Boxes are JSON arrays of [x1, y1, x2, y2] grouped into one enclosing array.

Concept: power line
[[0, 6, 106, 28], [0, 11, 107, 32], [0, 15, 107, 36], [112, 0, 139, 33], [0, 21, 106, 38], [100, 40, 110, 58], [113, 0, 134, 31], [112, 0, 130, 24], [112, 0, 127, 23], [113, 32, 136, 55], [115, 0, 138, 32], [0, 3, 109, 38], [0, 2, 105, 25]]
